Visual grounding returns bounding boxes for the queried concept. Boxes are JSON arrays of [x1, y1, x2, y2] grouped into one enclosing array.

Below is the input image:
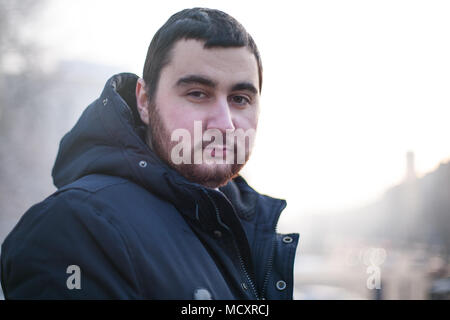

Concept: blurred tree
[[0, 0, 52, 243], [0, 0, 46, 127]]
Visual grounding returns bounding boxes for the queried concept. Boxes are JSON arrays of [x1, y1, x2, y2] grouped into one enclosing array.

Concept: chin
[[176, 162, 244, 189]]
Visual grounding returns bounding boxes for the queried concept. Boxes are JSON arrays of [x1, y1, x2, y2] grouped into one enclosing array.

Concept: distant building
[[405, 151, 416, 182]]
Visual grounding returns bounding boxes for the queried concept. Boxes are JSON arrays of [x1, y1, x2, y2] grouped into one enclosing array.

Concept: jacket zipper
[[260, 233, 276, 299], [260, 200, 285, 299], [202, 189, 260, 300]]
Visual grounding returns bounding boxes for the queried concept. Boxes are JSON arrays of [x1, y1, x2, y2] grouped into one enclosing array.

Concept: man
[[0, 7, 298, 299]]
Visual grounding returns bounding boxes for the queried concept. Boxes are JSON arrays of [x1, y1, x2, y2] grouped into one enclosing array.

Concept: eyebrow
[[231, 82, 258, 95], [175, 74, 258, 95], [175, 75, 217, 88]]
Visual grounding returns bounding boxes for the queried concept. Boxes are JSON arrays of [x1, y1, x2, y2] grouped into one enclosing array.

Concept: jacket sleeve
[[0, 189, 141, 299]]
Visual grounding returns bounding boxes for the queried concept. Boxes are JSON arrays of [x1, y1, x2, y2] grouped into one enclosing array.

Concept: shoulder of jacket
[[2, 176, 130, 254], [52, 174, 132, 196], [22, 174, 140, 227], [13, 175, 131, 230], [45, 174, 173, 228], [9, 174, 179, 245]]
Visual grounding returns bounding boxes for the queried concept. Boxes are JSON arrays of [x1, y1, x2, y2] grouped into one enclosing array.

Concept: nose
[[206, 97, 235, 132]]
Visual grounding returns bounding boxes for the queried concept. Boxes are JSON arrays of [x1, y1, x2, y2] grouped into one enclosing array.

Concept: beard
[[147, 104, 249, 188]]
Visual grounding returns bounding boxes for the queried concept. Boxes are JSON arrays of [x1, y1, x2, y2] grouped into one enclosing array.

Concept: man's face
[[139, 39, 260, 188]]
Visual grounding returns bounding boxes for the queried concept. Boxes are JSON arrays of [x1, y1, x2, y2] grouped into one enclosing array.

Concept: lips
[[210, 146, 228, 157]]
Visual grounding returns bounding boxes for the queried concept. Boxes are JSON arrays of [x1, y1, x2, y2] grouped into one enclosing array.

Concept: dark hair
[[142, 7, 263, 103]]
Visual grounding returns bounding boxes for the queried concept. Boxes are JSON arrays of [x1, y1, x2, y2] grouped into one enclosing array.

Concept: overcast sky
[[31, 0, 450, 229]]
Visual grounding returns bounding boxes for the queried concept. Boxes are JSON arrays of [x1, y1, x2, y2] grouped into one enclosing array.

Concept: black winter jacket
[[0, 73, 299, 299]]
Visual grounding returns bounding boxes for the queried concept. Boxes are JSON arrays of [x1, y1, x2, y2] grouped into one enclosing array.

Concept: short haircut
[[142, 7, 263, 104]]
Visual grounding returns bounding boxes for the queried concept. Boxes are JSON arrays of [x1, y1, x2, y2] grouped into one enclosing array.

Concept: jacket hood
[[52, 73, 285, 226]]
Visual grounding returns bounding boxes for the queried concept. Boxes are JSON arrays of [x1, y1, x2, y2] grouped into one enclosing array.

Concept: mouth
[[209, 146, 229, 157], [205, 146, 230, 158]]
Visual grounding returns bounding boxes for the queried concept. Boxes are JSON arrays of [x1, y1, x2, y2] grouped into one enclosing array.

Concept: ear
[[136, 78, 150, 126]]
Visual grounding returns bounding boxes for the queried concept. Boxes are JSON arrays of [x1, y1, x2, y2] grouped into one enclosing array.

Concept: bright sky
[[35, 0, 450, 230]]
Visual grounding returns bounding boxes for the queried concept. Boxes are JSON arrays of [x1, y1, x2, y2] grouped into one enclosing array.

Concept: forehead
[[161, 39, 259, 89]]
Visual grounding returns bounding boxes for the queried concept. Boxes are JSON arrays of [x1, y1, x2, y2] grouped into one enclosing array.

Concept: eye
[[187, 91, 207, 99], [230, 95, 250, 106]]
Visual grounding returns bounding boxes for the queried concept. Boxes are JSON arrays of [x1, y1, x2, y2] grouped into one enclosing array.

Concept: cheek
[[233, 109, 259, 131], [157, 101, 208, 137], [155, 94, 187, 130]]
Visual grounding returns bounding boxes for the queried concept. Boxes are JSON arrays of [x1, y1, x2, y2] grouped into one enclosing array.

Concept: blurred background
[[0, 0, 449, 299]]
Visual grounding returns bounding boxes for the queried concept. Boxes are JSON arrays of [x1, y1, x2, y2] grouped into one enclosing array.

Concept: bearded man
[[1, 7, 299, 300]]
